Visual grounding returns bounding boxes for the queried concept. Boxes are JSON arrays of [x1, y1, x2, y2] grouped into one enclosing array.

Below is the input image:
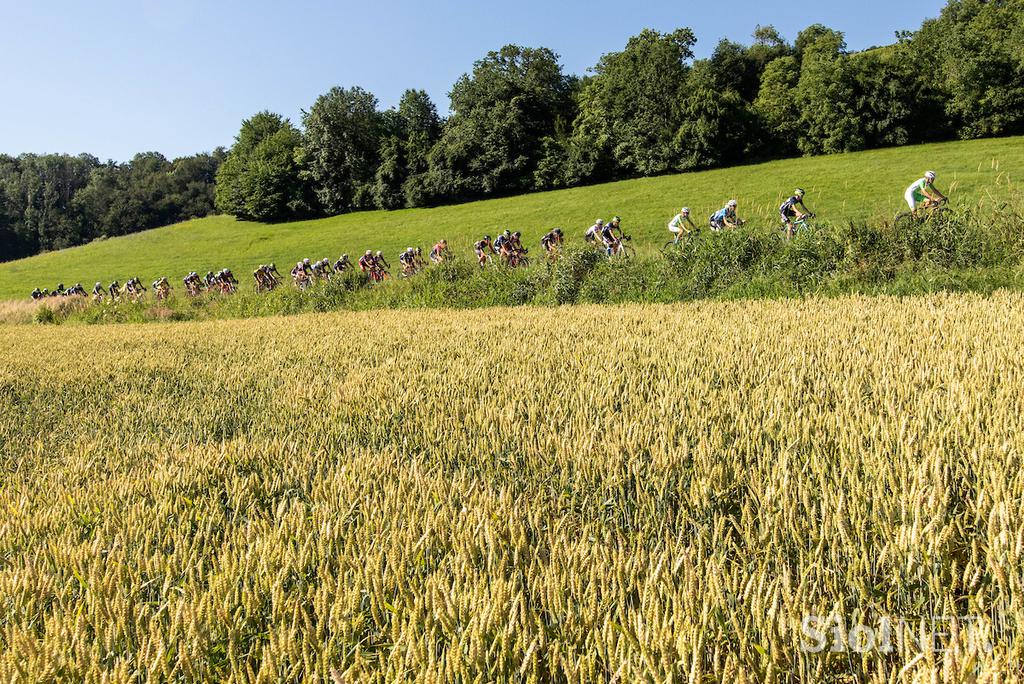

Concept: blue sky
[[0, 0, 946, 161]]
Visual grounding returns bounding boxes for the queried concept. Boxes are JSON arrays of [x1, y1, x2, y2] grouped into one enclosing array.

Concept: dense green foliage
[[214, 112, 311, 221], [0, 151, 222, 261], [212, 0, 1024, 221]]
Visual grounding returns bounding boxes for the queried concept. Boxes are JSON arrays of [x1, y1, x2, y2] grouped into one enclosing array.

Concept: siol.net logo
[[800, 615, 995, 654]]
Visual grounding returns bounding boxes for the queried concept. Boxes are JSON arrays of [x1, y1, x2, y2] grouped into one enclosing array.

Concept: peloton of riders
[[30, 171, 955, 301]]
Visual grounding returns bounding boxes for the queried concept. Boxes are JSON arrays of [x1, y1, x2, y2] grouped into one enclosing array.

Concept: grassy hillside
[[1, 136, 1022, 300]]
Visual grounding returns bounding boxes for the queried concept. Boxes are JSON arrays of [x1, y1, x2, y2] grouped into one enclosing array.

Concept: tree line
[[214, 0, 1024, 222], [2, 0, 1022, 261], [0, 151, 224, 261]]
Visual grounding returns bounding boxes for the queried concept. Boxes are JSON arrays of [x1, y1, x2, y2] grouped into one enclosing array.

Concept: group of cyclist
[[30, 173, 947, 301]]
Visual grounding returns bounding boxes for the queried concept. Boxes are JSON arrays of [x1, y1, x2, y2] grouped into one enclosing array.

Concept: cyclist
[[358, 250, 375, 275], [290, 261, 309, 289], [334, 254, 352, 272], [493, 230, 511, 255], [373, 250, 390, 274], [399, 247, 418, 276], [668, 207, 696, 243], [153, 277, 171, 300], [31, 287, 42, 300], [540, 228, 563, 257], [253, 265, 271, 291], [585, 218, 604, 244], [73, 283, 87, 296], [474, 235, 495, 267], [183, 272, 202, 296], [601, 217, 622, 256], [780, 189, 815, 238], [429, 239, 449, 264], [710, 200, 742, 231], [108, 280, 122, 299], [320, 258, 335, 279], [905, 171, 946, 216]]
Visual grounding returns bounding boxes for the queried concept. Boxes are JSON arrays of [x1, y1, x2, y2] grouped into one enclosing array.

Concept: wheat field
[[2, 295, 1023, 682]]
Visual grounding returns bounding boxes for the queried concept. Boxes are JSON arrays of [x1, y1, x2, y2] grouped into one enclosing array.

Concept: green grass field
[[1, 136, 1022, 301]]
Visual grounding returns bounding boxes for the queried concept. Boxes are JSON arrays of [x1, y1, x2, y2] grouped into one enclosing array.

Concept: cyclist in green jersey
[[904, 171, 946, 216]]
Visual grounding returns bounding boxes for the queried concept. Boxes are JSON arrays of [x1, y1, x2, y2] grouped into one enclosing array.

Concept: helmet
[[375, 250, 382, 256], [794, 188, 805, 197], [503, 229, 511, 236], [483, 234, 491, 241], [513, 232, 520, 238], [612, 216, 621, 222], [727, 199, 738, 207], [554, 228, 563, 235], [95, 282, 102, 288], [365, 250, 372, 256], [596, 219, 604, 225], [681, 207, 690, 214], [303, 258, 311, 265], [925, 171, 936, 181], [341, 254, 347, 259], [269, 263, 276, 270], [75, 283, 81, 288]]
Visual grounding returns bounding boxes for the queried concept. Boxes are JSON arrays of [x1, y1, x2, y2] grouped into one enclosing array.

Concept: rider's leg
[[905, 190, 918, 217]]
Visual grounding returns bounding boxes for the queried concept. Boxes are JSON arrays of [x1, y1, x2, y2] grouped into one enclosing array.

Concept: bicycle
[[782, 213, 817, 239], [894, 197, 948, 224], [505, 248, 530, 268], [612, 234, 634, 258], [663, 229, 699, 251]]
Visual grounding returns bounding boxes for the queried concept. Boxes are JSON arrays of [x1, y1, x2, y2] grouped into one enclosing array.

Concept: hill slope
[[1, 136, 1022, 300]]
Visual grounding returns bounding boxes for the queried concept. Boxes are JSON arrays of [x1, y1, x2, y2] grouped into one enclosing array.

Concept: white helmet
[[727, 199, 738, 207], [596, 218, 604, 225], [375, 250, 382, 256], [925, 170, 936, 181], [365, 250, 372, 256], [681, 207, 690, 214]]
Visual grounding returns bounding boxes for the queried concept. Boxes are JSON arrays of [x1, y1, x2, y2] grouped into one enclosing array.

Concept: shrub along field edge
[[20, 197, 1024, 327]]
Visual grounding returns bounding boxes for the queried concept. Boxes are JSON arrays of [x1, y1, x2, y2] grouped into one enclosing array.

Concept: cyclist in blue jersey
[[709, 200, 742, 230]]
